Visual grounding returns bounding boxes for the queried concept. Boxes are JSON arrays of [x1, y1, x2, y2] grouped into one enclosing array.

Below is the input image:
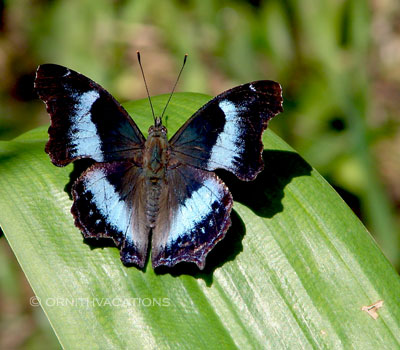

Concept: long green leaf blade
[[0, 93, 399, 349]]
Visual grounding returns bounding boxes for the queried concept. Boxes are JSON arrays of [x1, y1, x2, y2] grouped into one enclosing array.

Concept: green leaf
[[0, 93, 399, 349]]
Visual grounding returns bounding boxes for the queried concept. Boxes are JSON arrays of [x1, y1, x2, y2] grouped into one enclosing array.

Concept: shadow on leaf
[[220, 150, 312, 217], [64, 159, 95, 199]]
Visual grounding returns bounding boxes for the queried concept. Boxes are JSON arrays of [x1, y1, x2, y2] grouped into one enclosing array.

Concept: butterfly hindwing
[[169, 81, 283, 180], [35, 64, 145, 166], [151, 164, 233, 269], [71, 161, 149, 267]]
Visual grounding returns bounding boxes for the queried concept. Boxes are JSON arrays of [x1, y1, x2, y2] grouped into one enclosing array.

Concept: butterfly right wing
[[35, 64, 146, 166], [151, 164, 233, 269]]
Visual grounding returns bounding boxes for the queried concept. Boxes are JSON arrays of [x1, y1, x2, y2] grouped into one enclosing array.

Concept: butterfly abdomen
[[146, 182, 162, 227]]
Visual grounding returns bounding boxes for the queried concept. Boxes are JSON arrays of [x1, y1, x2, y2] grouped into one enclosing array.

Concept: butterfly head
[[148, 118, 167, 137], [154, 116, 162, 127]]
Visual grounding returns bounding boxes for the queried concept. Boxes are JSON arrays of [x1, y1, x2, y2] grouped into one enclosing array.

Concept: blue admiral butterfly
[[34, 59, 283, 270]]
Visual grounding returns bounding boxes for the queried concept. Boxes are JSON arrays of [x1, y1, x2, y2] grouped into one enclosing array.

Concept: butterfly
[[34, 61, 283, 270]]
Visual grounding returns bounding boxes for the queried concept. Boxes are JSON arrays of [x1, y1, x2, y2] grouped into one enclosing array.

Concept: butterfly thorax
[[143, 122, 169, 227], [144, 123, 168, 178]]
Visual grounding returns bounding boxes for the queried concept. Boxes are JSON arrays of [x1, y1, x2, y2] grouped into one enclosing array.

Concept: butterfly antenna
[[137, 51, 156, 122], [161, 54, 188, 120]]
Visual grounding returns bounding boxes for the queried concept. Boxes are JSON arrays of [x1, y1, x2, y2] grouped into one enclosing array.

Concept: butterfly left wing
[[71, 161, 149, 268], [169, 80, 283, 181], [35, 64, 146, 166], [151, 164, 232, 269]]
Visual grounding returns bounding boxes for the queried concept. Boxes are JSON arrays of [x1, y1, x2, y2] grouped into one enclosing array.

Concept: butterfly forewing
[[35, 64, 146, 166], [169, 81, 283, 181]]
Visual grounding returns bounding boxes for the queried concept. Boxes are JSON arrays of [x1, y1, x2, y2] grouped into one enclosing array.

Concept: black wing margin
[[169, 81, 283, 181], [35, 64, 146, 166]]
